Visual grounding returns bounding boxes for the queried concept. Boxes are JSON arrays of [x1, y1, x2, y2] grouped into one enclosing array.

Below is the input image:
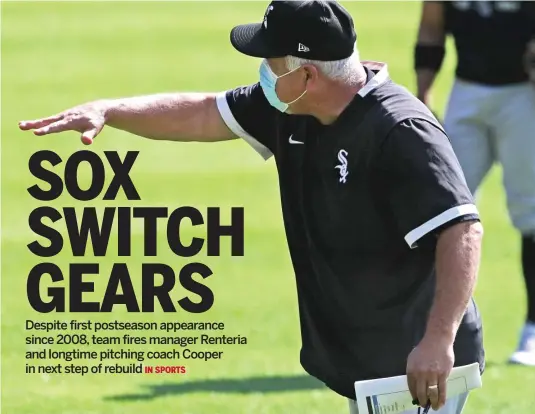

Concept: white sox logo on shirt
[[335, 149, 349, 183]]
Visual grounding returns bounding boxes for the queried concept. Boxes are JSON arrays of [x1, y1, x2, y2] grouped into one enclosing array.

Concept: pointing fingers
[[33, 118, 73, 136], [19, 113, 65, 131]]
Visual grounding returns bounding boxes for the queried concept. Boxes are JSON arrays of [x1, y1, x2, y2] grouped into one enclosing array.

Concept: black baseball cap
[[230, 0, 357, 61]]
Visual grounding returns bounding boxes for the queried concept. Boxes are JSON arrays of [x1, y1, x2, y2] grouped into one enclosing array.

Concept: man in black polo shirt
[[19, 1, 484, 412]]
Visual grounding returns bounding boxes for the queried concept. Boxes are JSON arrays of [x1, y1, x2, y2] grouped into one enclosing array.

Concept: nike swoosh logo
[[289, 135, 304, 144]]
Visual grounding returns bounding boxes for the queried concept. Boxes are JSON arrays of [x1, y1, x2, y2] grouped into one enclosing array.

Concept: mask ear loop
[[285, 89, 307, 105], [262, 59, 300, 80], [277, 64, 302, 79], [277, 64, 308, 105]]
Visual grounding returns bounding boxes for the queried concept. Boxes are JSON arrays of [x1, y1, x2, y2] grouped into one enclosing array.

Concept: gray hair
[[285, 49, 362, 85]]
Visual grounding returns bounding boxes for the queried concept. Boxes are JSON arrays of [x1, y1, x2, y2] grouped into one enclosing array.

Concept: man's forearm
[[101, 92, 233, 142], [415, 0, 446, 107], [424, 221, 484, 343]]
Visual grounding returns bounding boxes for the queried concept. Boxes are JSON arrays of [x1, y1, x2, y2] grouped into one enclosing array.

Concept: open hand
[[406, 336, 454, 411], [19, 101, 107, 145]]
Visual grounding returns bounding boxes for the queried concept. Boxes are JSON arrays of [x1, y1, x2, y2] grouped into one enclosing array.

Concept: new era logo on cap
[[229, 0, 356, 61], [298, 43, 310, 52]]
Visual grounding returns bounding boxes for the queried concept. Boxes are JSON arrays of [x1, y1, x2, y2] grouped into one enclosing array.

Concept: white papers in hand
[[353, 362, 482, 414]]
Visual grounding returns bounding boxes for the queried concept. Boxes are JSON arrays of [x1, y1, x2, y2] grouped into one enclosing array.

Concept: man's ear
[[302, 64, 320, 89]]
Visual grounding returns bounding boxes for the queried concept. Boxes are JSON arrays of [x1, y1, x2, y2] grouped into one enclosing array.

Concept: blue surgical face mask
[[259, 60, 307, 113]]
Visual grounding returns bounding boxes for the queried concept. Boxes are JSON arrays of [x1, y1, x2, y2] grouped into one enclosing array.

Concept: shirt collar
[[304, 61, 390, 132], [326, 61, 389, 128], [358, 61, 390, 97]]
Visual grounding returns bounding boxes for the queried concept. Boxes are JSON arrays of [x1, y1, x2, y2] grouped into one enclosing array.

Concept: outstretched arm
[[19, 93, 236, 144]]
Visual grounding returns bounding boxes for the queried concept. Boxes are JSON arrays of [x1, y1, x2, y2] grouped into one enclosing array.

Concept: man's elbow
[[417, 26, 445, 45], [468, 220, 484, 242], [417, 1, 446, 45]]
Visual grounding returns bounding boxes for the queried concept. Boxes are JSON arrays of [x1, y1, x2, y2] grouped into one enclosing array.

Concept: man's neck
[[310, 71, 368, 125]]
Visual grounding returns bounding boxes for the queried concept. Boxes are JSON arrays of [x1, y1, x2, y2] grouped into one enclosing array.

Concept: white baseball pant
[[444, 79, 535, 234]]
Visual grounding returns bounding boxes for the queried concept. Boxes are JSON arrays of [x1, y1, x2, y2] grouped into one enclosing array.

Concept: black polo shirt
[[216, 62, 485, 399], [444, 0, 535, 85]]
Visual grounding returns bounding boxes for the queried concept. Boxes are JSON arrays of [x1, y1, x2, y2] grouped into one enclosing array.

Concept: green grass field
[[2, 1, 535, 413]]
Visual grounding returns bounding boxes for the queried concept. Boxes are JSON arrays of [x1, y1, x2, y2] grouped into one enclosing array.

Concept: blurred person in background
[[415, 0, 535, 367], [20, 1, 485, 412]]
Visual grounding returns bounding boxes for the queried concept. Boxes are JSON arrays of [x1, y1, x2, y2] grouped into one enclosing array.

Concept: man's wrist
[[99, 99, 115, 124], [417, 92, 434, 109], [422, 323, 457, 346], [417, 92, 430, 105]]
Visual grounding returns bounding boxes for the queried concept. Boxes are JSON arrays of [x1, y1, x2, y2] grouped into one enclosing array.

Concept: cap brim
[[230, 23, 283, 58]]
